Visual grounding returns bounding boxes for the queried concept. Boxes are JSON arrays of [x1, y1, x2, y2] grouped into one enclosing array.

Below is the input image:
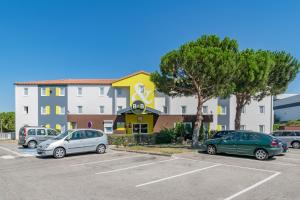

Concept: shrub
[[153, 131, 172, 144]]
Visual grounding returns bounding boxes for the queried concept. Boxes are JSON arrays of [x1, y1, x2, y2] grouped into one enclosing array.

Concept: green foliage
[[151, 35, 238, 99], [151, 35, 239, 146], [0, 112, 15, 132], [286, 119, 300, 126], [262, 51, 300, 97], [273, 124, 280, 131], [154, 130, 173, 144]]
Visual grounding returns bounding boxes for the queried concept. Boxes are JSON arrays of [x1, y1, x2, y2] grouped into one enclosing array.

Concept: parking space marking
[[95, 158, 177, 175], [70, 155, 145, 167], [186, 154, 299, 167], [0, 155, 15, 159], [223, 172, 281, 200], [174, 156, 280, 173], [136, 164, 221, 187], [279, 157, 300, 161], [0, 146, 23, 156]]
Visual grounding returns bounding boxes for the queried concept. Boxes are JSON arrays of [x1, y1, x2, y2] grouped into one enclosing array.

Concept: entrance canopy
[[117, 107, 161, 115]]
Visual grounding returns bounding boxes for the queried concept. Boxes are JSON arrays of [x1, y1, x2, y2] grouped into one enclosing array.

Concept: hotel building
[[15, 71, 273, 139]]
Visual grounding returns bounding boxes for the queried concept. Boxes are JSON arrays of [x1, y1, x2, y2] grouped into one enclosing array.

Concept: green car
[[203, 131, 283, 160]]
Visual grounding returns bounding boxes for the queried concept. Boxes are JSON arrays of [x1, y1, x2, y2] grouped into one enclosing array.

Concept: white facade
[[230, 96, 273, 133], [15, 84, 274, 136], [15, 85, 39, 139], [67, 85, 114, 115]]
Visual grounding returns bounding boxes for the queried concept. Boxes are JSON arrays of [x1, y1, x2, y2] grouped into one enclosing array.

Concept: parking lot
[[0, 142, 300, 200]]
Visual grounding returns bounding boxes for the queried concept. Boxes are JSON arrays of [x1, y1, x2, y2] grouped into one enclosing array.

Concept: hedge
[[108, 132, 172, 146]]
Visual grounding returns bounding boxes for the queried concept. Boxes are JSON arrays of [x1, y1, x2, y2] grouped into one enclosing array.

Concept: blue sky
[[0, 0, 300, 112]]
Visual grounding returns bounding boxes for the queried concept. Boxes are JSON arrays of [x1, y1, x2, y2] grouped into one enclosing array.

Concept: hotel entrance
[[132, 123, 148, 134]]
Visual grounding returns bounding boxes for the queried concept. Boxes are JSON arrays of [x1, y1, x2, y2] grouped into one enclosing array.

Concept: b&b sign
[[131, 100, 146, 115]]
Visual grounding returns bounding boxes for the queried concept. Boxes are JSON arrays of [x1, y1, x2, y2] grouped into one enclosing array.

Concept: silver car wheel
[[255, 149, 267, 160], [28, 141, 37, 149], [292, 142, 300, 149], [54, 148, 65, 158], [97, 144, 106, 154], [207, 145, 216, 155]]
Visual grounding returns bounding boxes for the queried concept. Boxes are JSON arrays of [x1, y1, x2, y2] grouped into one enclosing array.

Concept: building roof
[[14, 70, 151, 86], [14, 79, 116, 85]]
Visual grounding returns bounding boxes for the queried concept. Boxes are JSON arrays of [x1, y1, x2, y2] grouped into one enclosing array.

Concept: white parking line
[[95, 158, 177, 175], [136, 164, 221, 187], [223, 172, 281, 200], [181, 154, 299, 167], [173, 156, 280, 173], [1, 155, 16, 159], [279, 157, 300, 161], [70, 155, 145, 167], [0, 146, 23, 156]]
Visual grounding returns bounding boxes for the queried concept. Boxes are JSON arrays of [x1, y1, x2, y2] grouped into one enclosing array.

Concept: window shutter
[[55, 124, 61, 131], [46, 88, 50, 96], [56, 87, 60, 96], [56, 106, 61, 115], [217, 106, 221, 115], [46, 106, 50, 115]]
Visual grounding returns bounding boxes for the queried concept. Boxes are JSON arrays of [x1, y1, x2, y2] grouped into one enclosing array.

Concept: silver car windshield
[[54, 130, 73, 140]]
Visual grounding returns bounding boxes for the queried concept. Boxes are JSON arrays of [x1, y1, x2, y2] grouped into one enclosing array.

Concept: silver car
[[271, 130, 300, 149], [18, 126, 59, 148], [37, 129, 108, 158]]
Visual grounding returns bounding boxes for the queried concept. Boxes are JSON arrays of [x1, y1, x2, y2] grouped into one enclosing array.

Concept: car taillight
[[271, 140, 278, 147], [24, 128, 27, 137]]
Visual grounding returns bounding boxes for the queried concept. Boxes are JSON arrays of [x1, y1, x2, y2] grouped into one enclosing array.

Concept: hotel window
[[240, 125, 246, 130], [24, 106, 29, 114], [241, 106, 246, 114], [220, 105, 227, 115], [163, 106, 168, 114], [41, 88, 46, 96], [117, 106, 123, 111], [77, 87, 83, 96], [41, 106, 47, 115], [77, 106, 83, 114], [221, 125, 226, 131], [99, 106, 105, 114], [23, 88, 29, 96], [181, 106, 187, 114], [56, 87, 65, 96], [104, 120, 113, 134], [259, 125, 265, 133], [56, 106, 65, 115], [259, 106, 265, 114], [117, 88, 122, 96], [99, 87, 105, 96], [202, 106, 208, 114]]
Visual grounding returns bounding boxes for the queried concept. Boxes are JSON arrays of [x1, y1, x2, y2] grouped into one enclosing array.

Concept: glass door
[[132, 123, 148, 134]]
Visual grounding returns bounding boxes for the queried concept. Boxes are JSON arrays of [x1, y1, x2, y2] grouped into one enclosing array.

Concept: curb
[[109, 147, 172, 157]]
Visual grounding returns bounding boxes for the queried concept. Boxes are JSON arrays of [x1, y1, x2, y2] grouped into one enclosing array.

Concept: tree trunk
[[192, 97, 203, 148], [235, 95, 243, 130]]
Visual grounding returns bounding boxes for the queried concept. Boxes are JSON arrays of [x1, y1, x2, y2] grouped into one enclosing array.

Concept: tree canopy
[[0, 112, 15, 132], [151, 35, 238, 147]]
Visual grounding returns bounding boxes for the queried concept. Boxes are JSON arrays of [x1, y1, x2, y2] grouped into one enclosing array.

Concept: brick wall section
[[67, 114, 213, 134]]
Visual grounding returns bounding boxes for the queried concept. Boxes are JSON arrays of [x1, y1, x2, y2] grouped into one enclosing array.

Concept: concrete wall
[[15, 85, 39, 139], [230, 95, 273, 133], [67, 85, 114, 115]]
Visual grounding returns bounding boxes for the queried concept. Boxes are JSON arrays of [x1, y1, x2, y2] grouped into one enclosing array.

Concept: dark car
[[203, 131, 283, 160]]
